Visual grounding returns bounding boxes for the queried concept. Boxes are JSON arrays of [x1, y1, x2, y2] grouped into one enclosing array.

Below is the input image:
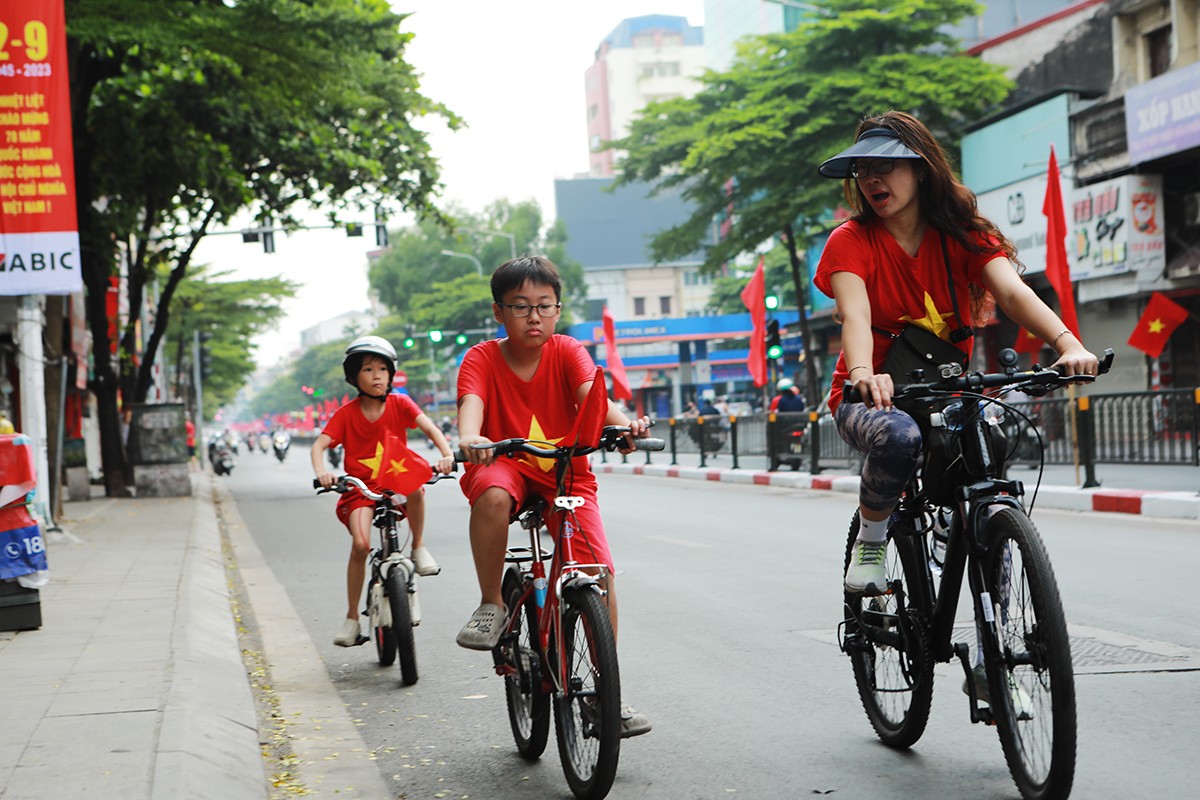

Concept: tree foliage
[[66, 0, 456, 493]]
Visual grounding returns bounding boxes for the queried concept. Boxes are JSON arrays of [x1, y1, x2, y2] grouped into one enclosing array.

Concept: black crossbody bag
[[875, 232, 973, 385]]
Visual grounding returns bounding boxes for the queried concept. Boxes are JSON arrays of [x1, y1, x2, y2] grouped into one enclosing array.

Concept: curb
[[598, 463, 1200, 521]]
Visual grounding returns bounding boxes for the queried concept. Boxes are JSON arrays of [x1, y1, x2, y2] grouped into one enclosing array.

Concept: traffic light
[[374, 204, 389, 247], [766, 319, 783, 361], [765, 295, 780, 310], [455, 331, 468, 346], [199, 345, 213, 377], [402, 336, 416, 349], [345, 222, 363, 237], [428, 330, 443, 344]]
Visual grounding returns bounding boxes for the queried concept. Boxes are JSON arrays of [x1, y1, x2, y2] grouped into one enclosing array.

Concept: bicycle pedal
[[353, 634, 369, 646]]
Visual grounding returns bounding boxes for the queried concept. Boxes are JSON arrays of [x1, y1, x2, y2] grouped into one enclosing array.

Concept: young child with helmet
[[312, 335, 457, 647]]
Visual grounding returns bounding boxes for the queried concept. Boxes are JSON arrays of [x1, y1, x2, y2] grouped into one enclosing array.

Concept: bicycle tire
[[372, 578, 396, 666], [385, 566, 418, 686], [981, 507, 1076, 800], [554, 585, 620, 800], [843, 513, 934, 748], [500, 570, 550, 759]]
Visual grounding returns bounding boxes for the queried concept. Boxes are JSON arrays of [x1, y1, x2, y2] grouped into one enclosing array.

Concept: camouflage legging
[[834, 401, 923, 514]]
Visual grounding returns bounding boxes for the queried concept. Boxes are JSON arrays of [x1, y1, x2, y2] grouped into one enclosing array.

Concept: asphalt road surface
[[225, 449, 1200, 799]]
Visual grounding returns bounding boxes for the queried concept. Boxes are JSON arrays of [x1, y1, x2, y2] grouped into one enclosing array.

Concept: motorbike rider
[[771, 378, 807, 413]]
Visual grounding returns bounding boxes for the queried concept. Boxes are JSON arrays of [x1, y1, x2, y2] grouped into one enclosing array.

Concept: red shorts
[[460, 459, 613, 571], [336, 487, 420, 530]]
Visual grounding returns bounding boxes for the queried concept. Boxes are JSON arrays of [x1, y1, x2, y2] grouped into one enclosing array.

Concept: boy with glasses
[[455, 255, 653, 738]]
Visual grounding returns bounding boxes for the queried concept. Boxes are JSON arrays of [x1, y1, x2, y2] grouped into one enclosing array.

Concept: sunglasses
[[850, 158, 896, 179]]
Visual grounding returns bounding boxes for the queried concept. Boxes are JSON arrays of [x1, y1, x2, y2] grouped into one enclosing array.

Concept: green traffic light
[[765, 295, 779, 310], [455, 333, 468, 345], [428, 330, 443, 343], [403, 337, 415, 349], [767, 344, 784, 360]]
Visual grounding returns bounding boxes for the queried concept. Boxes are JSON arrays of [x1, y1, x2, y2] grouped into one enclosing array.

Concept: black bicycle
[[839, 347, 1113, 800], [313, 472, 453, 685]]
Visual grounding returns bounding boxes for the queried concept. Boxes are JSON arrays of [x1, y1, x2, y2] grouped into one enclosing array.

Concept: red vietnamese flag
[[739, 256, 767, 388], [564, 366, 609, 449], [1043, 146, 1080, 340], [1128, 292, 1189, 359], [377, 433, 433, 495], [601, 306, 632, 401], [1013, 326, 1044, 354]]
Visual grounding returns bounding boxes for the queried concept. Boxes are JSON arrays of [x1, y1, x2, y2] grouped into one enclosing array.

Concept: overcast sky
[[192, 1, 705, 369]]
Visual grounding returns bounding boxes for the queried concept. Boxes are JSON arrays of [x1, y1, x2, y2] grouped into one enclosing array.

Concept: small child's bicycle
[[313, 472, 453, 686], [467, 424, 663, 800]]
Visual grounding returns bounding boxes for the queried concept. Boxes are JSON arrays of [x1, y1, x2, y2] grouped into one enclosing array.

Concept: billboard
[[0, 0, 81, 295]]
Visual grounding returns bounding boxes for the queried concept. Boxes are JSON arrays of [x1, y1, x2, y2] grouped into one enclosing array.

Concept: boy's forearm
[[311, 434, 330, 472]]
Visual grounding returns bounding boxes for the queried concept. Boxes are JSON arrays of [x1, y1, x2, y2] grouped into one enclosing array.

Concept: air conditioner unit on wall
[[1185, 192, 1200, 227]]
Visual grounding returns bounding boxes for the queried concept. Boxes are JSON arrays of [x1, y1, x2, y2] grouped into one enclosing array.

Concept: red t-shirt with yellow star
[[457, 335, 596, 488], [814, 219, 1000, 411], [321, 393, 423, 489]]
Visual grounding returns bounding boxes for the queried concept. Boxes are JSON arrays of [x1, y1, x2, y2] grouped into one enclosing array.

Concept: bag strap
[[940, 231, 974, 344]]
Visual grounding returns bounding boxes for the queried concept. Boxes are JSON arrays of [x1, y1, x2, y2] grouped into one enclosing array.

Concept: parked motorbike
[[272, 432, 291, 463], [209, 439, 236, 476]]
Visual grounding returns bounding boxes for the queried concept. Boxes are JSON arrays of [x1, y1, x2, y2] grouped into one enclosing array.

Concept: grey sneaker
[[964, 663, 1033, 721], [333, 617, 365, 647], [620, 703, 652, 738], [412, 546, 441, 576], [845, 539, 888, 594], [456, 603, 505, 651]]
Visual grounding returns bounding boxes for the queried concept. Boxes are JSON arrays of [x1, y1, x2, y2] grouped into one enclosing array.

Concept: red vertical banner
[[739, 256, 767, 388], [601, 305, 631, 401], [1042, 146, 1079, 339], [0, 0, 82, 295]]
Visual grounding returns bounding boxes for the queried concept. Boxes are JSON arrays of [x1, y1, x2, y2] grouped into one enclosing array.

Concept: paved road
[[225, 451, 1200, 799]]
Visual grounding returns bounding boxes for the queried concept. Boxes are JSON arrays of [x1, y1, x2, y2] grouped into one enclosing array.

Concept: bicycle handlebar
[[841, 347, 1115, 406], [458, 423, 666, 461], [312, 470, 456, 499]]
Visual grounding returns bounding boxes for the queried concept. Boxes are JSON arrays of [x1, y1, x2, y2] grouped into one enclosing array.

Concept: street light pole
[[440, 249, 484, 275], [463, 228, 517, 260]]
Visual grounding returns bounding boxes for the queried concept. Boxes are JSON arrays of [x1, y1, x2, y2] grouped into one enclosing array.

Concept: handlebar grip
[[842, 381, 864, 405], [1099, 348, 1115, 375], [636, 438, 666, 452]]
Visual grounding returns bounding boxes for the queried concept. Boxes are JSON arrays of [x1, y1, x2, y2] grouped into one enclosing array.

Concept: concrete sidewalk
[[0, 472, 267, 799]]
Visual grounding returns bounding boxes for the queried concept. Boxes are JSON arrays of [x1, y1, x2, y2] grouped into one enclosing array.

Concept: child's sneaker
[[333, 617, 364, 647], [620, 703, 652, 738], [412, 546, 441, 576], [456, 603, 505, 650]]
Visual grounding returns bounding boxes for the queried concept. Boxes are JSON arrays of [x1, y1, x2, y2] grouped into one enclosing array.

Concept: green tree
[[611, 0, 1010, 404], [168, 267, 297, 415], [67, 0, 456, 495]]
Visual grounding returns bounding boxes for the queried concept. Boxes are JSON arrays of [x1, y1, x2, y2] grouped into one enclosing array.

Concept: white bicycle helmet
[[343, 335, 397, 392]]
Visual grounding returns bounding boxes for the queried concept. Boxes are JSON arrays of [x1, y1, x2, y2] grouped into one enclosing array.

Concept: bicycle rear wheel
[[554, 585, 620, 800], [500, 569, 550, 759], [385, 567, 418, 686], [843, 513, 934, 748], [981, 507, 1075, 800]]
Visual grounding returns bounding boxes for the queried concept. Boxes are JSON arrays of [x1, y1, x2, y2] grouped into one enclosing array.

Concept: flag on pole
[[740, 256, 767, 388], [1043, 146, 1080, 340], [1012, 326, 1044, 354], [377, 433, 433, 496], [1127, 292, 1189, 358], [601, 306, 632, 401]]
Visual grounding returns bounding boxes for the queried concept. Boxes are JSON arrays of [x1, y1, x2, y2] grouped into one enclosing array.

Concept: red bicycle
[[467, 424, 662, 800]]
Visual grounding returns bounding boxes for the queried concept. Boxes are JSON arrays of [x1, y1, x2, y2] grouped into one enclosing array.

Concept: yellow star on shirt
[[358, 441, 384, 479], [1148, 318, 1165, 334], [901, 292, 954, 339], [524, 415, 564, 472]]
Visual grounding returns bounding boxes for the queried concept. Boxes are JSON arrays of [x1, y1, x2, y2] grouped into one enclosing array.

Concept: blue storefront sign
[[1125, 60, 1200, 165]]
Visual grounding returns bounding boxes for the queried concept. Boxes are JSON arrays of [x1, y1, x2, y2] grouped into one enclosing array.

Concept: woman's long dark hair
[[842, 110, 1022, 322]]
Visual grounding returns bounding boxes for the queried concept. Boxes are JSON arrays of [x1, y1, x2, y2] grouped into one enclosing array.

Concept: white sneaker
[[844, 540, 888, 594], [964, 663, 1034, 721], [456, 603, 505, 650], [412, 546, 441, 576], [620, 703, 652, 738], [333, 617, 364, 647]]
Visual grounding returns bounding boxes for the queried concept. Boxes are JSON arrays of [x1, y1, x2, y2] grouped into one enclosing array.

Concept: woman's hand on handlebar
[[1049, 341, 1100, 379], [617, 415, 652, 454], [458, 435, 495, 466], [433, 455, 456, 475], [852, 371, 895, 411], [315, 470, 336, 490]]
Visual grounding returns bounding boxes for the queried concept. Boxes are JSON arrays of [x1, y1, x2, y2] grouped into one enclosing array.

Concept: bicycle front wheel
[[385, 567, 418, 686], [371, 578, 396, 666], [843, 513, 934, 749], [500, 569, 550, 759], [554, 585, 620, 800], [982, 507, 1076, 800]]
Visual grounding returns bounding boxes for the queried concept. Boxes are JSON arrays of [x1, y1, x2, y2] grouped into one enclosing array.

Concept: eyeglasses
[[502, 302, 562, 318], [850, 158, 896, 179]]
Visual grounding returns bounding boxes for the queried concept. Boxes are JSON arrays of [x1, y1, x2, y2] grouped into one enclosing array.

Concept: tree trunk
[[782, 223, 821, 410], [42, 297, 66, 519]]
